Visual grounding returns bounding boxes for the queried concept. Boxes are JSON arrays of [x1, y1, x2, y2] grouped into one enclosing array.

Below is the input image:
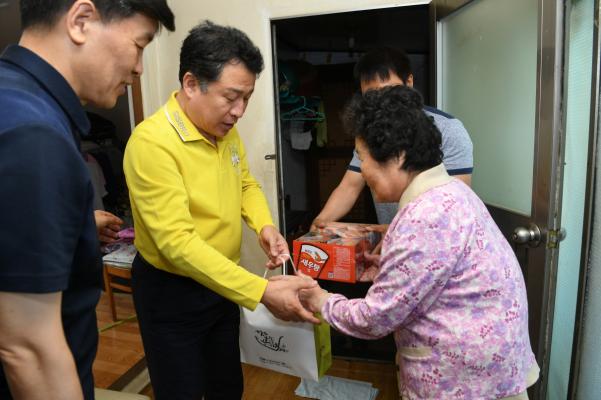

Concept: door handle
[[512, 224, 541, 247], [264, 154, 276, 160]]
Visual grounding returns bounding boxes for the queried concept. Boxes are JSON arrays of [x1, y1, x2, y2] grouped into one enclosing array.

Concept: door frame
[[130, 76, 145, 126], [270, 23, 288, 251], [432, 1, 567, 399]]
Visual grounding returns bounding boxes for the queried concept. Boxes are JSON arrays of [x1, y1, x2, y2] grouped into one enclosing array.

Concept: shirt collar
[[398, 164, 454, 210], [164, 91, 212, 144], [0, 45, 90, 136]]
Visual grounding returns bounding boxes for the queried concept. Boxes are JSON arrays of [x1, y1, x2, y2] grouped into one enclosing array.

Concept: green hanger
[[280, 96, 325, 122]]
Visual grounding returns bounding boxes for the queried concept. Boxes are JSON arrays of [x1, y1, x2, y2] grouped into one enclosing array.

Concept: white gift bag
[[239, 304, 331, 381]]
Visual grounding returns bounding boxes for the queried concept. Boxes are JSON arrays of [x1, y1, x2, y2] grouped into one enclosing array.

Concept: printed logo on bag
[[259, 357, 291, 370], [297, 244, 329, 278], [254, 330, 288, 353]]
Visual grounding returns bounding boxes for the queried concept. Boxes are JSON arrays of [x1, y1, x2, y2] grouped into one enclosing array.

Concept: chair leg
[[103, 265, 118, 321]]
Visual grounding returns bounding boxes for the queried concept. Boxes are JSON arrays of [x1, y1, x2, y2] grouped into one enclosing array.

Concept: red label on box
[[296, 244, 329, 278]]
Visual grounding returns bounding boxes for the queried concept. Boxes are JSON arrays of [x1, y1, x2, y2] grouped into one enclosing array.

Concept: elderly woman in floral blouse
[[299, 85, 539, 399]]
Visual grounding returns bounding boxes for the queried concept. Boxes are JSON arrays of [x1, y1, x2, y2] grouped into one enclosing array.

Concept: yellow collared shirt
[[123, 91, 271, 309]]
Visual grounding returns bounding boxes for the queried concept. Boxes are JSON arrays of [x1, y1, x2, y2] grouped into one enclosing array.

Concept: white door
[[436, 0, 566, 399]]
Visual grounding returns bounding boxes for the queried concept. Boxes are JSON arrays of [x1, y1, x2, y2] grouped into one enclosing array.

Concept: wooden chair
[[103, 262, 133, 321]]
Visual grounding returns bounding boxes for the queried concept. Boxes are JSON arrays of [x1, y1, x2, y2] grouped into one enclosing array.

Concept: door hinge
[[546, 228, 566, 249]]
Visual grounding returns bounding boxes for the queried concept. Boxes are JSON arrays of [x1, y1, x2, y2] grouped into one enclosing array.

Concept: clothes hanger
[[280, 95, 325, 122]]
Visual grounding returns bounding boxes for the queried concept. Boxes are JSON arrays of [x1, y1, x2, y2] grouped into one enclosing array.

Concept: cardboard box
[[292, 222, 381, 283]]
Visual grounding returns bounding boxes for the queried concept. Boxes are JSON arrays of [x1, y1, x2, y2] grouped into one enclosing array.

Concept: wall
[[141, 0, 429, 274], [547, 0, 594, 398], [577, 97, 601, 398]]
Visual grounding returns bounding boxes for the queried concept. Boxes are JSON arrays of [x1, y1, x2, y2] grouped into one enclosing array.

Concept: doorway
[[271, 5, 432, 362]]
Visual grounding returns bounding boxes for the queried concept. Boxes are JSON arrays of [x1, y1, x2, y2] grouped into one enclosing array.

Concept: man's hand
[[261, 275, 320, 324], [94, 210, 124, 244], [309, 217, 328, 233], [259, 225, 290, 269]]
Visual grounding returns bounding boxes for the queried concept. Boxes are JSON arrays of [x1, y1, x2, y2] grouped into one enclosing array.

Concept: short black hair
[[179, 20, 264, 86], [354, 46, 412, 84], [20, 0, 175, 32], [344, 85, 442, 172]]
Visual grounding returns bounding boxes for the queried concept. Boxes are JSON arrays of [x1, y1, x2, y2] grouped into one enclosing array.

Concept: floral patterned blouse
[[322, 164, 539, 399]]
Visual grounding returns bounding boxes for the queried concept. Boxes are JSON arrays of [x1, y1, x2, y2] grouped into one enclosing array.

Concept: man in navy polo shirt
[[0, 1, 174, 399]]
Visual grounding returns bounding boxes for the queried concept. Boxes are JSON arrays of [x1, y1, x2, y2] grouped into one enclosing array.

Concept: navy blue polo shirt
[[0, 45, 102, 399]]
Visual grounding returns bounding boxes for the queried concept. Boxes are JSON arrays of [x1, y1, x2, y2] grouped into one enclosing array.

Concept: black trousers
[[132, 254, 243, 400]]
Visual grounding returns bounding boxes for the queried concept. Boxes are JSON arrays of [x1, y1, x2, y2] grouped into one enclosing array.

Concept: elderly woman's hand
[[297, 272, 331, 314], [357, 249, 381, 282], [366, 224, 389, 255]]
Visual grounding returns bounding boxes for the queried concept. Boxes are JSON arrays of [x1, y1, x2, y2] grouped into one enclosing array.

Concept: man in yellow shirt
[[123, 21, 318, 399]]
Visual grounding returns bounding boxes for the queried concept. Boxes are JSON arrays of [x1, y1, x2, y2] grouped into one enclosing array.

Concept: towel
[[291, 129, 313, 150], [295, 375, 379, 400]]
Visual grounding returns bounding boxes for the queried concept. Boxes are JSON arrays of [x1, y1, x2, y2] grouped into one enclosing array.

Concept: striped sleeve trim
[[447, 167, 473, 176], [424, 105, 455, 119]]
